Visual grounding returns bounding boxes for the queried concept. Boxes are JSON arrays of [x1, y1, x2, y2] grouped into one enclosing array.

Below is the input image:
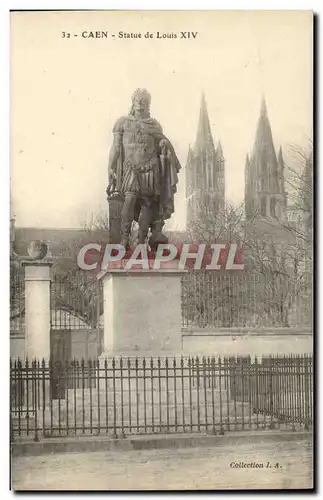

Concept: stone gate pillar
[[22, 241, 53, 360]]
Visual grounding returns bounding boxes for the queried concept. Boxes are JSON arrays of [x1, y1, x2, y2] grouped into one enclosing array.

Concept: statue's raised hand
[[159, 138, 169, 156]]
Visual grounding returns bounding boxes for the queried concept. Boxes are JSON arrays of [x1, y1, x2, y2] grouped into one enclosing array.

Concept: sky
[[10, 10, 313, 230]]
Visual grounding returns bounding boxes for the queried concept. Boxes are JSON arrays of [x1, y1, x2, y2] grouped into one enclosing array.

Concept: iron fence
[[10, 266, 312, 335], [181, 271, 313, 329], [10, 354, 313, 441], [50, 273, 103, 330], [229, 355, 313, 430]]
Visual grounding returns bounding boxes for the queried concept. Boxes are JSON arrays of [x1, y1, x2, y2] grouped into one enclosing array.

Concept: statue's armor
[[123, 119, 159, 172], [116, 117, 162, 196]]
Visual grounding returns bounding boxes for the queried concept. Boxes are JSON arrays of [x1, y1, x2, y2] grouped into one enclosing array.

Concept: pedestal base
[[100, 269, 186, 356]]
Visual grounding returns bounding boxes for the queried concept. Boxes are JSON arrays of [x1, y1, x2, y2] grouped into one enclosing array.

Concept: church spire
[[216, 140, 224, 160], [245, 153, 250, 179], [245, 97, 286, 221], [260, 95, 267, 117], [186, 93, 225, 230], [195, 92, 214, 153], [277, 146, 284, 189], [252, 96, 276, 161]]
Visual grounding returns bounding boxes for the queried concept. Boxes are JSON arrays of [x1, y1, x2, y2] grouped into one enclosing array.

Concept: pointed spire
[[246, 98, 284, 222], [246, 153, 250, 172], [252, 96, 277, 169], [276, 145, 285, 198], [216, 141, 224, 160], [195, 92, 214, 152], [186, 144, 194, 167], [278, 145, 283, 164], [245, 153, 253, 219], [260, 95, 267, 117], [245, 154, 250, 185]]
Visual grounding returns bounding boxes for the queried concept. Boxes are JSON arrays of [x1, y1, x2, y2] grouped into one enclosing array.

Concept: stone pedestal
[[22, 259, 53, 360], [100, 269, 186, 356]]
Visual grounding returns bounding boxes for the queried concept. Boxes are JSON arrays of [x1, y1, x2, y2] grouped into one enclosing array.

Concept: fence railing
[[10, 267, 312, 335], [50, 273, 103, 330], [181, 271, 313, 329], [10, 355, 313, 441], [229, 355, 313, 429]]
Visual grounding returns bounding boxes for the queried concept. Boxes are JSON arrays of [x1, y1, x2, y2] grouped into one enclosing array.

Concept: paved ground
[[11, 437, 313, 491]]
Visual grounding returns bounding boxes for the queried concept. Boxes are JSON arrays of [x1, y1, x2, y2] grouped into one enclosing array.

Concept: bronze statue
[[107, 88, 181, 250]]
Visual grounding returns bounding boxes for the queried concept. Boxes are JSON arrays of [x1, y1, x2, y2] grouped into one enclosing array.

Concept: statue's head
[[130, 88, 151, 117]]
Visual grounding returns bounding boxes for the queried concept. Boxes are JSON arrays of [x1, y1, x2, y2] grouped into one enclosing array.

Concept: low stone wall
[[11, 330, 313, 360], [181, 330, 313, 357]]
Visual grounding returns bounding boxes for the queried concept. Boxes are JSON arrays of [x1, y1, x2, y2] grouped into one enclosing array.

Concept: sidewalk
[[11, 434, 313, 490]]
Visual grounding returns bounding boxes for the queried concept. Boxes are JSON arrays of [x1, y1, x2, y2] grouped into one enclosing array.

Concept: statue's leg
[[149, 203, 168, 250], [138, 197, 153, 245], [151, 218, 165, 235], [120, 192, 137, 248]]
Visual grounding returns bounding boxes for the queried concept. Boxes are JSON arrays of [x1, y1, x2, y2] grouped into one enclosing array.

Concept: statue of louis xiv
[[107, 88, 181, 250]]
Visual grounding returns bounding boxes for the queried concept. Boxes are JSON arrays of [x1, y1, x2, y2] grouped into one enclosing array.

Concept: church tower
[[186, 93, 225, 229], [245, 97, 287, 221], [299, 151, 313, 240]]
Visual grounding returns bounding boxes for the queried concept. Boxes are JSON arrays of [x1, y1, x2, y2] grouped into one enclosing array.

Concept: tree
[[281, 140, 313, 243]]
